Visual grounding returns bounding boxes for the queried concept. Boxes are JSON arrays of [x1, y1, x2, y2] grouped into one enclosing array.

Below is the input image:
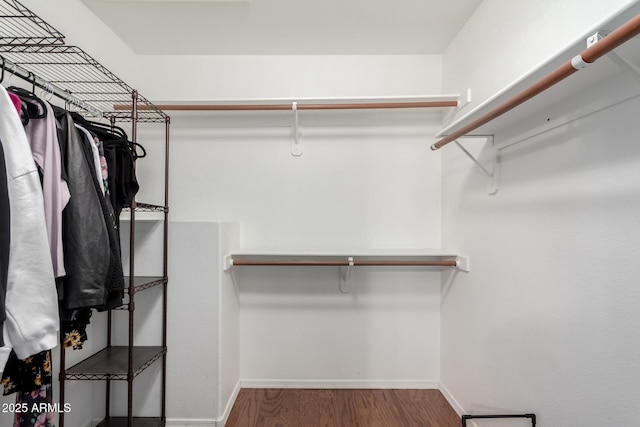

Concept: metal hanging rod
[[113, 96, 460, 112], [431, 11, 640, 150], [0, 55, 103, 117]]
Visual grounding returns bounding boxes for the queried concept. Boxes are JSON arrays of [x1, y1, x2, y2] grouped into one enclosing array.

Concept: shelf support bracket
[[339, 257, 354, 293], [291, 101, 303, 156], [453, 136, 499, 195], [589, 31, 640, 87]]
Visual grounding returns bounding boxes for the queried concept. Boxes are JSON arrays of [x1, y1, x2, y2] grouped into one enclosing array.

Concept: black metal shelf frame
[[0, 2, 171, 427], [96, 417, 164, 427]]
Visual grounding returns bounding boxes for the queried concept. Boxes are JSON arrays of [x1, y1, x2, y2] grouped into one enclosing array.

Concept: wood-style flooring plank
[[226, 389, 460, 427]]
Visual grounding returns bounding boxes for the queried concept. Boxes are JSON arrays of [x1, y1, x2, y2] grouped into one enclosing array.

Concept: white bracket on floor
[[291, 101, 303, 156], [453, 136, 499, 195], [339, 257, 355, 293], [588, 31, 640, 87], [442, 88, 472, 127]]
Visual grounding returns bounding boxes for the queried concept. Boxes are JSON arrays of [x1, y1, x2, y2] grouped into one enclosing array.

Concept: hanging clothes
[[53, 107, 112, 309], [0, 141, 9, 348], [74, 125, 124, 311], [1, 349, 52, 395], [14, 90, 71, 279], [13, 384, 55, 427], [0, 85, 59, 372], [76, 125, 104, 194], [70, 113, 141, 223]]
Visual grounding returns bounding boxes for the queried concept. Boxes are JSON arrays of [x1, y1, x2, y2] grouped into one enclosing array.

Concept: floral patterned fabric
[[59, 307, 91, 350], [1, 351, 55, 426], [13, 384, 55, 427], [1, 350, 52, 395]]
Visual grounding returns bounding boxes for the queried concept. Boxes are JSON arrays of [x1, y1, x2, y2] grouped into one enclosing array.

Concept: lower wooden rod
[[231, 259, 458, 267]]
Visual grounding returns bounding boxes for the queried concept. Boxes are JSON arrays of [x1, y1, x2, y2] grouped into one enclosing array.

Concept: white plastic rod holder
[[456, 255, 470, 272], [291, 101, 303, 156], [442, 88, 472, 126], [339, 257, 355, 293], [588, 31, 640, 85]]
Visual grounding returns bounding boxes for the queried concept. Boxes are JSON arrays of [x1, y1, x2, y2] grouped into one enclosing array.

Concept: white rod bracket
[[455, 255, 470, 273], [453, 136, 499, 195], [223, 255, 233, 271], [339, 257, 354, 293], [291, 101, 303, 156], [588, 31, 640, 86], [223, 255, 240, 293], [442, 88, 472, 127]]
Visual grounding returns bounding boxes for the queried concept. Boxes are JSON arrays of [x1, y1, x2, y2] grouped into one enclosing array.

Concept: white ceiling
[[79, 0, 483, 55]]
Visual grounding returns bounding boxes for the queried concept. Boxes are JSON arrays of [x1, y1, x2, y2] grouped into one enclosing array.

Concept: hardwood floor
[[226, 389, 460, 427]]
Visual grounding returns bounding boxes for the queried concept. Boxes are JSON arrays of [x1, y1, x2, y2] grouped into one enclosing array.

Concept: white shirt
[[0, 86, 59, 368]]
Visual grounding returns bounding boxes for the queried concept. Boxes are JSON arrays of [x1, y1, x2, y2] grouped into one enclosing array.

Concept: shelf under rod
[[230, 259, 458, 267], [431, 11, 640, 150], [113, 100, 458, 112]]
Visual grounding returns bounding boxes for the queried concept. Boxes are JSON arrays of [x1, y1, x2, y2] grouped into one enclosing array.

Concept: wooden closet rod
[[431, 12, 640, 150], [114, 100, 458, 112], [230, 259, 458, 267]]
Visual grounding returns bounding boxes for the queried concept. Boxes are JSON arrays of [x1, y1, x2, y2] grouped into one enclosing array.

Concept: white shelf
[[437, 1, 640, 141], [224, 248, 469, 272], [228, 247, 459, 257]]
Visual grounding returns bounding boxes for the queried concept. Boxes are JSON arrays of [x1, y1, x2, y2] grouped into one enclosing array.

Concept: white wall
[[441, 1, 640, 426], [136, 54, 442, 101], [164, 111, 443, 248], [163, 107, 445, 390]]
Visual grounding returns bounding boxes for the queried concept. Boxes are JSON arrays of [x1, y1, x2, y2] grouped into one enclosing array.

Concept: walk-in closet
[[2, 0, 640, 426]]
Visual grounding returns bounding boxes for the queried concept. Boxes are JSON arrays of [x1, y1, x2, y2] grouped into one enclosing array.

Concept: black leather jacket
[[55, 108, 123, 310]]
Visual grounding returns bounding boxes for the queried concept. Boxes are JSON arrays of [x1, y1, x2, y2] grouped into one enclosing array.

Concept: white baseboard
[[216, 380, 242, 427], [166, 419, 217, 427], [439, 382, 477, 427], [241, 379, 440, 389]]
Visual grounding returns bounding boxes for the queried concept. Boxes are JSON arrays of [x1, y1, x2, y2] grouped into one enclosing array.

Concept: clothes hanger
[[8, 84, 47, 119], [40, 82, 54, 103]]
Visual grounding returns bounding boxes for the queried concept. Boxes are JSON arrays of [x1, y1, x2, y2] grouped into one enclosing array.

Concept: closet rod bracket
[[455, 255, 470, 273], [589, 31, 640, 86], [291, 101, 303, 156], [442, 88, 472, 127], [339, 257, 355, 293], [453, 136, 499, 195]]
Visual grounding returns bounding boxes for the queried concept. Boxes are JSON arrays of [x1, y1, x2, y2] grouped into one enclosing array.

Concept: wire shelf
[[64, 346, 166, 381], [0, 0, 65, 46], [0, 44, 167, 122]]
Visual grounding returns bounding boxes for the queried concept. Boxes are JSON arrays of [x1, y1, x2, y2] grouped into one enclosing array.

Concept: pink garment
[[7, 93, 21, 116], [24, 100, 70, 278]]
